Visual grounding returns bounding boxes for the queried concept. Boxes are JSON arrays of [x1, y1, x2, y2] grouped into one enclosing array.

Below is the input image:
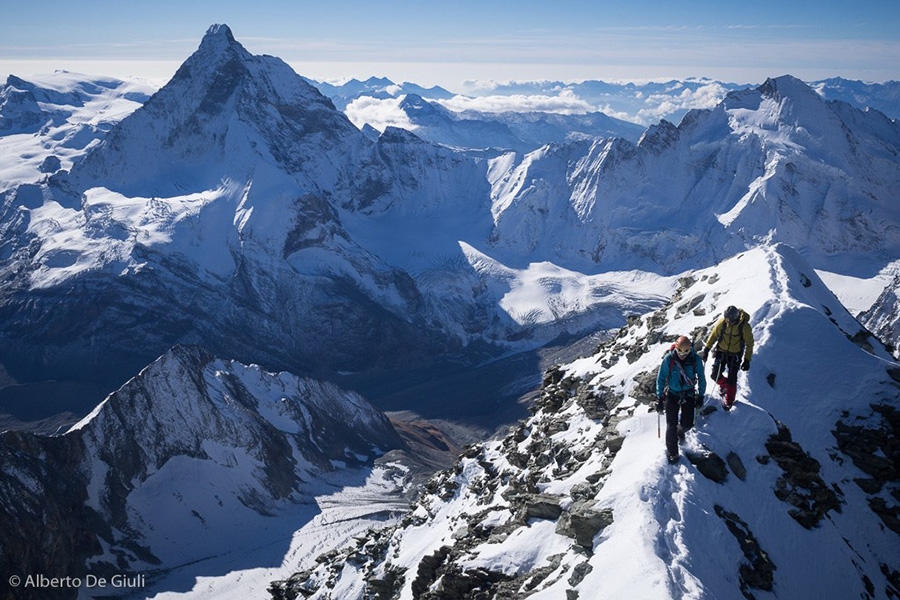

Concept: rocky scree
[[269, 366, 628, 599]]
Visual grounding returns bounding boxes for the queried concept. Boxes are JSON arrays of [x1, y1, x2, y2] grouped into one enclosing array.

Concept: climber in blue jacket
[[656, 336, 707, 463]]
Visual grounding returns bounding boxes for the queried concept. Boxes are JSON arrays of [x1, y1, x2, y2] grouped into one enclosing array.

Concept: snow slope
[[277, 244, 900, 599], [0, 72, 154, 188]]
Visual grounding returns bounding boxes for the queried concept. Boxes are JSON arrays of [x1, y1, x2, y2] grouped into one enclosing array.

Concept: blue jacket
[[656, 349, 706, 398]]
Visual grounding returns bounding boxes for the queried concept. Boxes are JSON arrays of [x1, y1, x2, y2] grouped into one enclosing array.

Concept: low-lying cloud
[[344, 96, 416, 132], [436, 89, 595, 116]]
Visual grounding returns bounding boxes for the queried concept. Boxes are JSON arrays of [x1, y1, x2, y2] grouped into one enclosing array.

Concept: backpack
[[716, 309, 748, 354]]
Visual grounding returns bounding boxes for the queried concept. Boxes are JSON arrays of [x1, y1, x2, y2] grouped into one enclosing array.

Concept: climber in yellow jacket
[[702, 305, 753, 410]]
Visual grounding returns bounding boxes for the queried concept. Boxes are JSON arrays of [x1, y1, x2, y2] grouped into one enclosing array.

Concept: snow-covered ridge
[[275, 244, 900, 599], [486, 74, 900, 277]]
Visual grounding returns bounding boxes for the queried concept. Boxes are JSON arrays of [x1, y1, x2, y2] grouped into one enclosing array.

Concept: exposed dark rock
[[834, 421, 896, 484], [727, 451, 748, 481], [411, 546, 452, 598], [715, 505, 777, 599], [887, 367, 900, 385], [421, 565, 512, 600], [605, 435, 625, 454], [556, 501, 614, 550], [521, 493, 564, 521], [765, 422, 842, 528], [0, 432, 105, 600], [676, 293, 705, 317], [831, 403, 900, 534], [38, 155, 62, 173], [269, 569, 315, 599], [631, 369, 658, 405], [365, 566, 405, 600], [833, 403, 899, 484], [685, 448, 729, 483], [567, 561, 593, 587], [881, 563, 900, 598], [543, 365, 566, 386], [868, 497, 900, 534], [576, 386, 614, 421]]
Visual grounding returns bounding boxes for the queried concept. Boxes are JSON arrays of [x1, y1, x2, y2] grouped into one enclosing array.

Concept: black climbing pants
[[711, 350, 741, 386], [711, 350, 741, 406], [665, 391, 696, 458]]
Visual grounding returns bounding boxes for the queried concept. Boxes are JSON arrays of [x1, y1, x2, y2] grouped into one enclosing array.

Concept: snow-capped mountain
[[485, 74, 900, 279], [0, 25, 483, 399], [1, 26, 898, 433], [303, 76, 455, 112], [71, 24, 367, 196], [0, 344, 406, 599], [861, 272, 900, 358], [449, 77, 900, 125], [812, 77, 900, 122], [272, 244, 900, 600], [315, 76, 899, 133]]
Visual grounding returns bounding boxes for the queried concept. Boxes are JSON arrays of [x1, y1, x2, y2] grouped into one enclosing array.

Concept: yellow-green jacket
[[704, 309, 754, 362]]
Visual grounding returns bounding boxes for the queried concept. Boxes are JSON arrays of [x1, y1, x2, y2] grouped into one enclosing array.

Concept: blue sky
[[2, 0, 898, 88]]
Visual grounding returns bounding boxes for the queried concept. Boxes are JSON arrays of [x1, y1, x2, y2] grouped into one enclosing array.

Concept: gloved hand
[[656, 397, 665, 413], [741, 360, 750, 371], [701, 347, 709, 362]]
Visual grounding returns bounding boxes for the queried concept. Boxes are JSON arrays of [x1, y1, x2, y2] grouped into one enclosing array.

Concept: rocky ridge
[[270, 245, 900, 600]]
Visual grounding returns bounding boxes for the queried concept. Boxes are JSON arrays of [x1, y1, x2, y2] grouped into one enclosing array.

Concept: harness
[[666, 350, 698, 401]]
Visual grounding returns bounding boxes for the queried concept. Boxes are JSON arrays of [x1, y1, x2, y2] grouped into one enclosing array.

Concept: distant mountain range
[[305, 73, 900, 129]]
